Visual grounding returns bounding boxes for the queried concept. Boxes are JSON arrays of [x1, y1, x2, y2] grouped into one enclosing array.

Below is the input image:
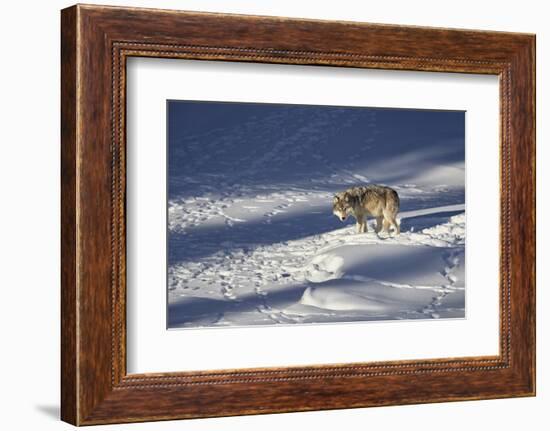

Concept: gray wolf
[[333, 185, 400, 234]]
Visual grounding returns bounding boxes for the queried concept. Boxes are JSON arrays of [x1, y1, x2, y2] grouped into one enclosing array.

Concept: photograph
[[167, 100, 466, 328]]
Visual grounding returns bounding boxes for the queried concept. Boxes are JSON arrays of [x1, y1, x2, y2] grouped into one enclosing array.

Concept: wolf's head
[[333, 193, 351, 221]]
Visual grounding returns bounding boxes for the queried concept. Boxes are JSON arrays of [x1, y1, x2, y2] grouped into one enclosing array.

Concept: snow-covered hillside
[[167, 102, 465, 328]]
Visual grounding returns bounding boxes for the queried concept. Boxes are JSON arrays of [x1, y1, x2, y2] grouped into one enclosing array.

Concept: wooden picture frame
[[61, 4, 535, 425]]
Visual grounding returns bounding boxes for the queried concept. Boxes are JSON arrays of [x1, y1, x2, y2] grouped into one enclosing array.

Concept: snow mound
[[304, 254, 344, 283], [300, 285, 384, 311], [295, 242, 464, 317], [298, 281, 437, 313]]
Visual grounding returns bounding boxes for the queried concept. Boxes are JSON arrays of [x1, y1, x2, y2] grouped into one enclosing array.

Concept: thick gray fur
[[332, 185, 400, 234]]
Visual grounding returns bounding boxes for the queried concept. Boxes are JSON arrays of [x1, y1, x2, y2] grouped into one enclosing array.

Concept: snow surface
[[167, 103, 465, 328]]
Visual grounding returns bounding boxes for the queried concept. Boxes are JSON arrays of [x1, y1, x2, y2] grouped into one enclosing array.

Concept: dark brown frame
[[61, 4, 536, 426]]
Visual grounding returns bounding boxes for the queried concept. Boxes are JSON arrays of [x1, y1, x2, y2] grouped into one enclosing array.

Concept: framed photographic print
[[61, 4, 536, 425]]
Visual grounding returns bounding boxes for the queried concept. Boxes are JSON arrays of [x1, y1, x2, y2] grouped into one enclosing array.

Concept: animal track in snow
[[421, 248, 463, 318]]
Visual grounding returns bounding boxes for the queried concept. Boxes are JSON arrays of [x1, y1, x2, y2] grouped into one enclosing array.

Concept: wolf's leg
[[391, 217, 400, 235], [382, 219, 390, 233], [384, 211, 400, 235], [355, 214, 366, 233], [375, 216, 383, 233], [383, 210, 399, 235]]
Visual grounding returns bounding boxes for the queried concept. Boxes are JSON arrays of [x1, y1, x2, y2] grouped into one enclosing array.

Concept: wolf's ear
[[333, 195, 340, 201]]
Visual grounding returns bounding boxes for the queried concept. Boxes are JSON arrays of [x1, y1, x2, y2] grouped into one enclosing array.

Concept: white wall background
[[0, 0, 546, 429]]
